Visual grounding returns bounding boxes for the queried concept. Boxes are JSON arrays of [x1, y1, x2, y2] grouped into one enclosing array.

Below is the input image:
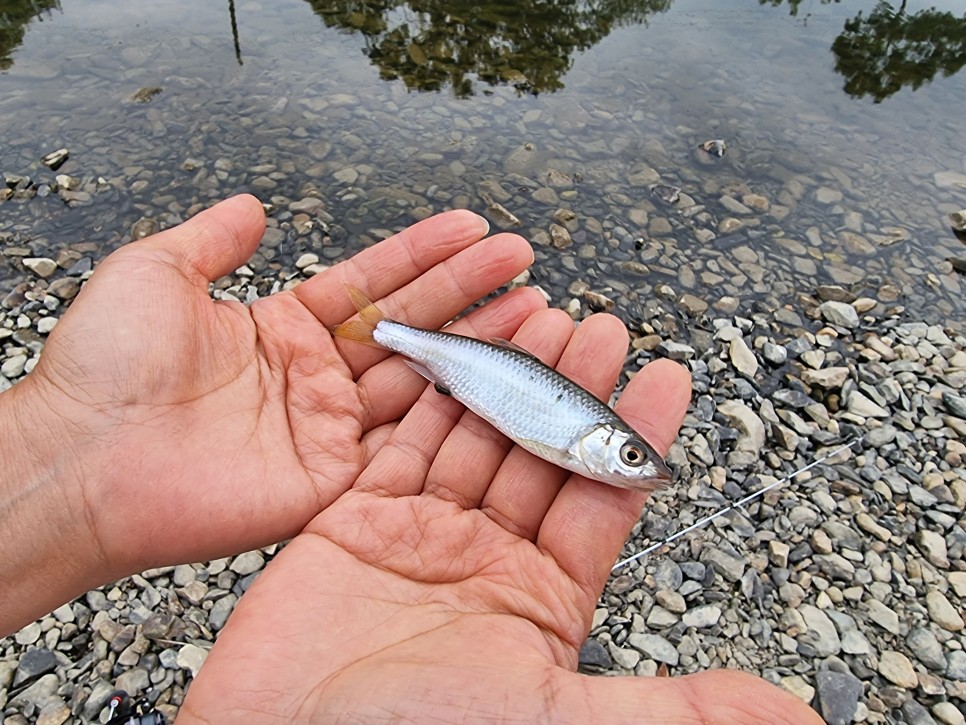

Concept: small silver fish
[[333, 286, 671, 491]]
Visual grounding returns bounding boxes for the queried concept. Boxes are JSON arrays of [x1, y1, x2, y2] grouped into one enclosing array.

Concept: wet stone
[[23, 257, 57, 278], [819, 301, 859, 329]]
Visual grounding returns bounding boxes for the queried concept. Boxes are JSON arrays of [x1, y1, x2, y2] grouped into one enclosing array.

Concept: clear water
[[1, 0, 965, 325]]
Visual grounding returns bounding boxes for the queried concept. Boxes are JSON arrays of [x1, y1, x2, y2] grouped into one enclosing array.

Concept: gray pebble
[[815, 670, 863, 725]]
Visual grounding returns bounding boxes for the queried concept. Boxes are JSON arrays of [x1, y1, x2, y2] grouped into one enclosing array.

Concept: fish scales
[[373, 321, 622, 450]]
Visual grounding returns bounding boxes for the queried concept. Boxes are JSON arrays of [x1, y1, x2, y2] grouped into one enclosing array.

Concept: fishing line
[[611, 438, 863, 572]]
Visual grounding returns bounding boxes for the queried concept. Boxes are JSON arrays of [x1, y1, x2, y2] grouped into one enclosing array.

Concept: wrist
[[0, 375, 107, 636]]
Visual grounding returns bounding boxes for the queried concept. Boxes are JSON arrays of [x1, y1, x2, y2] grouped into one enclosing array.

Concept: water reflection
[[832, 1, 966, 102], [306, 0, 672, 96], [307, 0, 966, 102], [0, 0, 60, 70], [758, 0, 840, 20], [1, 0, 964, 103]]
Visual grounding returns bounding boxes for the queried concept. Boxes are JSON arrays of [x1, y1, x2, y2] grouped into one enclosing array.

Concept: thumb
[[137, 193, 266, 282], [559, 668, 822, 724]]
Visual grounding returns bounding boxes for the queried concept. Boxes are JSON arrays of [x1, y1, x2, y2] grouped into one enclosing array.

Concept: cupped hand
[[23, 194, 543, 581], [177, 313, 820, 724]]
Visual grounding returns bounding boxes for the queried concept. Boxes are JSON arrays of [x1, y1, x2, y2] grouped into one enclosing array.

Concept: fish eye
[[620, 442, 645, 467]]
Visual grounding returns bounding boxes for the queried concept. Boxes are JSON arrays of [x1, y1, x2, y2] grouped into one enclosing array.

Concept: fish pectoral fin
[[488, 337, 536, 358], [404, 361, 451, 396], [404, 360, 438, 383]]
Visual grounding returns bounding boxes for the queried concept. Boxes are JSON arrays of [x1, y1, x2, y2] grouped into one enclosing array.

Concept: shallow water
[[1, 0, 965, 327]]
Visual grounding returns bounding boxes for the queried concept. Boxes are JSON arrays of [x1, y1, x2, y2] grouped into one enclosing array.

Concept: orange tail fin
[[331, 284, 387, 346]]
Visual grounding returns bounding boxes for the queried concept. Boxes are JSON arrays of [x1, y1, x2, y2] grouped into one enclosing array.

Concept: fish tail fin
[[330, 284, 387, 347]]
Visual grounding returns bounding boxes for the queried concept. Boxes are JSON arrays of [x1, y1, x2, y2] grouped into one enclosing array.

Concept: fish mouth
[[650, 453, 673, 481]]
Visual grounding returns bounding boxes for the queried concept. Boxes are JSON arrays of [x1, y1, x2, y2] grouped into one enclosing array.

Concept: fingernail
[[476, 213, 490, 236]]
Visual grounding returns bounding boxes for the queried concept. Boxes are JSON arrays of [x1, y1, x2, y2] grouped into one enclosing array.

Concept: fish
[[332, 285, 672, 492]]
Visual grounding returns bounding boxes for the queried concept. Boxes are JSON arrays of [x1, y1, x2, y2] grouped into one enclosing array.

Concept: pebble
[[847, 391, 890, 418], [36, 700, 71, 725], [209, 593, 238, 631], [716, 400, 765, 452], [12, 647, 58, 686], [815, 670, 863, 725], [801, 367, 849, 389], [865, 599, 901, 635], [729, 337, 758, 377], [14, 621, 42, 645], [656, 341, 695, 360], [916, 530, 949, 568], [877, 650, 918, 688], [779, 674, 814, 703], [1, 27, 965, 724], [947, 651, 966, 680], [819, 300, 859, 329], [799, 605, 840, 657], [115, 667, 150, 696], [578, 638, 612, 671], [23, 258, 57, 278], [176, 644, 209, 677], [906, 628, 947, 671], [926, 589, 964, 631], [628, 633, 679, 665], [229, 550, 265, 576], [682, 605, 722, 628], [608, 642, 641, 670]]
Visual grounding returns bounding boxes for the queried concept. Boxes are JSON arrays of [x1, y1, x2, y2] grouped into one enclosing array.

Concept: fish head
[[575, 424, 671, 491]]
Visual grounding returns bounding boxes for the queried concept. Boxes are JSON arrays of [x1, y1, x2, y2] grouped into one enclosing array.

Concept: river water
[[1, 0, 965, 329]]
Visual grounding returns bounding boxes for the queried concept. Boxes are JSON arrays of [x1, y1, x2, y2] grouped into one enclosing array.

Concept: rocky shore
[[1, 185, 964, 723]]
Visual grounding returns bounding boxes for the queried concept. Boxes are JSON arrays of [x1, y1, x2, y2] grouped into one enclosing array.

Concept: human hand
[[176, 314, 820, 724], [0, 194, 543, 633]]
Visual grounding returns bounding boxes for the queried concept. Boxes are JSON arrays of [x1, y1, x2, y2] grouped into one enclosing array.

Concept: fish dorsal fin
[[488, 337, 536, 357]]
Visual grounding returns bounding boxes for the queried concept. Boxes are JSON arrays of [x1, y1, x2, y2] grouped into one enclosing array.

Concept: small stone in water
[[40, 148, 69, 170], [23, 257, 57, 278], [819, 301, 859, 329], [699, 139, 727, 157]]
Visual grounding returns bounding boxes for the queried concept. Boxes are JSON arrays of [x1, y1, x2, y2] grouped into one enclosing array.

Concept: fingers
[[328, 232, 535, 380], [478, 314, 630, 540], [293, 209, 531, 329], [554, 668, 823, 725], [137, 194, 266, 282], [423, 309, 578, 509], [537, 358, 691, 598]]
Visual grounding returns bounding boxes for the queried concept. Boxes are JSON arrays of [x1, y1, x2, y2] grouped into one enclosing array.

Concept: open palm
[[176, 313, 819, 723], [27, 194, 541, 580]]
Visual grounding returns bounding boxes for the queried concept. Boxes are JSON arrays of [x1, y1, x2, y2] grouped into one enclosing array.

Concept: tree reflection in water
[[1, 0, 964, 104], [306, 0, 673, 96]]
